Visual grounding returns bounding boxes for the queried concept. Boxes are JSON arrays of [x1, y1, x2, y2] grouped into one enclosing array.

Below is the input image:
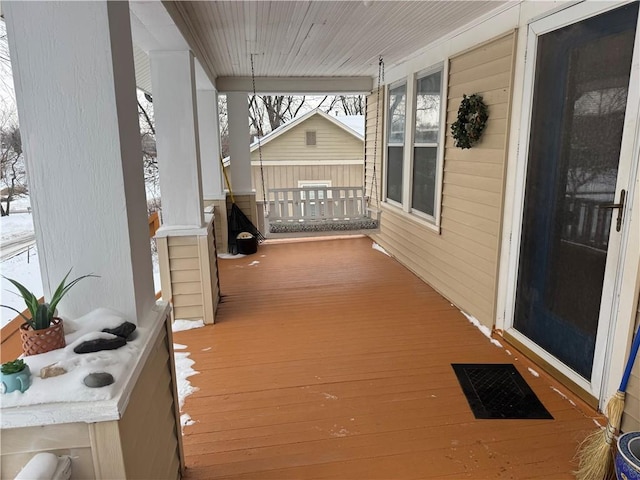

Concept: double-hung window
[[412, 69, 442, 218], [386, 82, 406, 204]]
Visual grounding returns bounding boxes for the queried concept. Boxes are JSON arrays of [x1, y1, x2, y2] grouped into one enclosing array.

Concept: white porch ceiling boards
[[165, 1, 509, 82]]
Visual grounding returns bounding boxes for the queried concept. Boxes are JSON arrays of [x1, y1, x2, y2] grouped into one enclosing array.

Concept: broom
[[219, 156, 265, 254], [575, 327, 640, 480]]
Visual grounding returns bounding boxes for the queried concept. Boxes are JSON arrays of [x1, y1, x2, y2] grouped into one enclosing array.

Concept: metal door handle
[[601, 189, 626, 232]]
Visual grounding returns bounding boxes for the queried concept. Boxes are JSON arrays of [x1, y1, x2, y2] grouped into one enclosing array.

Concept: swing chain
[[250, 54, 268, 214], [370, 55, 384, 208]]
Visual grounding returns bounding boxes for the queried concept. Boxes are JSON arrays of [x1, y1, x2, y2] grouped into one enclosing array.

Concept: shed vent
[[306, 130, 317, 146]]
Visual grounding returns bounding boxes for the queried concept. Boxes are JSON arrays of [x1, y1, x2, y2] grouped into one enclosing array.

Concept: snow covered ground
[[0, 196, 161, 328]]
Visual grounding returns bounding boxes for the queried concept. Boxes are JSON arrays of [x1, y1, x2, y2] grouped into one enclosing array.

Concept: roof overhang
[[216, 76, 373, 95]]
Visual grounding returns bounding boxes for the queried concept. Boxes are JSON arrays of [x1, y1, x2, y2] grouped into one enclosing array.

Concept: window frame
[[383, 62, 448, 232], [385, 79, 408, 208], [410, 63, 446, 224]]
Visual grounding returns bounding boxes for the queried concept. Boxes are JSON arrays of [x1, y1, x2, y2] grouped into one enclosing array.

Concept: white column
[[197, 89, 225, 200], [4, 1, 155, 323], [227, 92, 253, 194], [150, 50, 204, 227]]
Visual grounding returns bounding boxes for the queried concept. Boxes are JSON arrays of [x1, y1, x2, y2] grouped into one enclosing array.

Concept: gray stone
[[74, 336, 126, 354], [102, 321, 136, 340], [83, 372, 114, 388]]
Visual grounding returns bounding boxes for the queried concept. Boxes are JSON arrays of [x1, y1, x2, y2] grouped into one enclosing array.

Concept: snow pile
[[174, 350, 199, 409], [1, 249, 43, 328], [551, 386, 576, 406], [372, 242, 391, 256], [172, 319, 204, 332], [0, 308, 145, 408], [461, 311, 503, 348], [218, 253, 246, 259], [0, 212, 34, 243]]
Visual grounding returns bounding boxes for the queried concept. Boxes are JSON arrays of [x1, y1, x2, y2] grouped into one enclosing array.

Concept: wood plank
[[173, 238, 600, 480]]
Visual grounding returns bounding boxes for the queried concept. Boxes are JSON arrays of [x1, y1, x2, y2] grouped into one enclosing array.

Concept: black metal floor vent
[[452, 363, 553, 420]]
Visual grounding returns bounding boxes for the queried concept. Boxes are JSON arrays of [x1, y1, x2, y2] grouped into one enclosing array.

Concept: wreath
[[451, 93, 489, 149]]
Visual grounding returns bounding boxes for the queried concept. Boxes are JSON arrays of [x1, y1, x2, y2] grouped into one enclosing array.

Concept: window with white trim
[[386, 82, 406, 204], [412, 69, 442, 218], [384, 65, 445, 226]]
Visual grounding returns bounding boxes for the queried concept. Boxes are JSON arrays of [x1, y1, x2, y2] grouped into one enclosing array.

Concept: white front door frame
[[498, 0, 640, 407]]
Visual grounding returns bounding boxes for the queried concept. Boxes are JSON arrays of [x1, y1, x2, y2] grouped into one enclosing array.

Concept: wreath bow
[[451, 94, 488, 149]]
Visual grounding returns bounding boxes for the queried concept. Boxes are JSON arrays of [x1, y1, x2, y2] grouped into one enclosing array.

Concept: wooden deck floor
[[173, 236, 600, 480]]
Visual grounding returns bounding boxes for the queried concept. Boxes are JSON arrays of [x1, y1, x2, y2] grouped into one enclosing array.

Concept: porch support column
[[150, 51, 219, 324], [197, 88, 228, 253], [227, 92, 258, 226], [4, 1, 155, 323]]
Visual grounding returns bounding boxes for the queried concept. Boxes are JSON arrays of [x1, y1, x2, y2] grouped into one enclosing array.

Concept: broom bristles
[[574, 391, 625, 480]]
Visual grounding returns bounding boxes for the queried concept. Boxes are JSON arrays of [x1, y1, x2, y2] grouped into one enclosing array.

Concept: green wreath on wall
[[451, 93, 489, 149]]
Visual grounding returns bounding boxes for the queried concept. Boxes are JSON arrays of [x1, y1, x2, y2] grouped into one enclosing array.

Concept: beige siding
[[371, 31, 516, 328], [621, 295, 640, 433], [158, 223, 219, 323], [250, 114, 364, 200], [1, 423, 95, 479], [252, 164, 364, 202], [0, 320, 181, 480], [364, 89, 384, 207], [119, 324, 181, 480]]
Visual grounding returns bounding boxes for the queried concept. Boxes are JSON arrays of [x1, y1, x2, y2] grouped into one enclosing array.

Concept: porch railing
[[267, 187, 366, 222]]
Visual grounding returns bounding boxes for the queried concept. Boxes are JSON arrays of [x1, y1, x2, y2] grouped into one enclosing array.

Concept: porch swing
[[251, 55, 383, 236]]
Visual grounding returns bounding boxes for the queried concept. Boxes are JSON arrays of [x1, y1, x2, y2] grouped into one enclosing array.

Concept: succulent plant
[[1, 269, 97, 330], [1, 358, 26, 374]]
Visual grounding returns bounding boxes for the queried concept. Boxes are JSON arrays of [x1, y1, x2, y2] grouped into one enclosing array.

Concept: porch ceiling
[[164, 1, 509, 80]]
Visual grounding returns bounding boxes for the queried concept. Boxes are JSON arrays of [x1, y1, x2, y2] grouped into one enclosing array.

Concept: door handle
[[601, 189, 626, 232]]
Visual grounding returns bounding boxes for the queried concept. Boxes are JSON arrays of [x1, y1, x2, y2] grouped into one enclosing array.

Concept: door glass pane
[[387, 146, 403, 203], [514, 3, 638, 379], [415, 71, 441, 144], [412, 146, 437, 216]]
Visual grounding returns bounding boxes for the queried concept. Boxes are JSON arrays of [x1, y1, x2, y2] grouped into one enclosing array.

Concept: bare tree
[[339, 95, 365, 115], [136, 91, 161, 214], [249, 95, 308, 135], [0, 116, 25, 216]]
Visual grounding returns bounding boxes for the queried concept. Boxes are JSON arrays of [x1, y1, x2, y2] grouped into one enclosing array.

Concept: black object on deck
[[451, 363, 553, 420]]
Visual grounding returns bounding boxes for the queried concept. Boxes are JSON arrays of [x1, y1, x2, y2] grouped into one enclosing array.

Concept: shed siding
[[250, 114, 364, 201], [370, 31, 516, 328], [621, 295, 640, 432]]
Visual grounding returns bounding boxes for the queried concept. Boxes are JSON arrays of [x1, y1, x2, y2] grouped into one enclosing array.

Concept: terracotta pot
[[20, 317, 66, 356]]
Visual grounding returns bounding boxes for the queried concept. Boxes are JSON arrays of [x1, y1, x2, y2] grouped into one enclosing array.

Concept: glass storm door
[[514, 3, 639, 382]]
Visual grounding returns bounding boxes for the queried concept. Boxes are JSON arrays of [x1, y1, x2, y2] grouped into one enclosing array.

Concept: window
[[386, 82, 406, 204], [306, 130, 317, 146], [384, 65, 444, 226], [412, 70, 442, 217]]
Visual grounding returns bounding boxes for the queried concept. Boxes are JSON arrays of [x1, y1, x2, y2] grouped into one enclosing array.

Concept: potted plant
[[0, 359, 31, 394], [1, 270, 96, 356]]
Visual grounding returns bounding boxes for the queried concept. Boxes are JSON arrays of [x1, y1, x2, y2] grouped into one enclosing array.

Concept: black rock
[[83, 372, 114, 388], [102, 321, 136, 340], [74, 336, 126, 354]]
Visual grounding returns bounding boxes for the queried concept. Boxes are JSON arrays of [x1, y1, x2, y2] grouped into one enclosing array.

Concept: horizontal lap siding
[[621, 298, 640, 432], [168, 237, 204, 321], [1, 424, 95, 479], [120, 325, 181, 480], [251, 115, 364, 200], [371, 31, 516, 327]]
